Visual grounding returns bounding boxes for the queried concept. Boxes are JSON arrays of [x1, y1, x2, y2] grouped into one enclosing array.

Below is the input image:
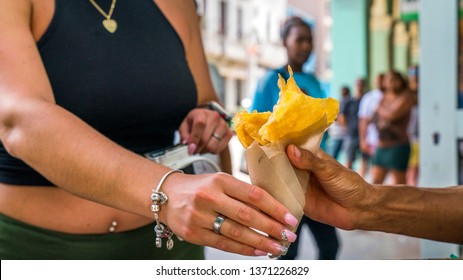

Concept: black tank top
[[0, 0, 197, 186]]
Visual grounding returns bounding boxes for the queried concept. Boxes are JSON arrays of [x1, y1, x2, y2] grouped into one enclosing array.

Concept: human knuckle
[[194, 117, 207, 128], [273, 204, 285, 216], [256, 235, 268, 249], [263, 220, 277, 236], [211, 111, 221, 120], [193, 188, 214, 205], [247, 185, 264, 201], [240, 246, 255, 256], [205, 142, 217, 153], [215, 238, 230, 251], [227, 223, 243, 238], [236, 207, 253, 223], [209, 173, 227, 187]]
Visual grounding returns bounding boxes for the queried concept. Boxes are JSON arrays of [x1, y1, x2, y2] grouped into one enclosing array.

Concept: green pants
[[0, 212, 204, 260]]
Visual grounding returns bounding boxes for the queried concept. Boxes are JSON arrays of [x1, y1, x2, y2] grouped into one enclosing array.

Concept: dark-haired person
[[0, 0, 297, 259], [250, 16, 339, 260], [340, 78, 366, 175], [370, 71, 413, 185], [328, 86, 350, 161], [358, 73, 385, 180]]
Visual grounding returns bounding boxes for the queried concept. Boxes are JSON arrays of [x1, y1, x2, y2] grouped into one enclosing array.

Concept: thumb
[[286, 144, 319, 172]]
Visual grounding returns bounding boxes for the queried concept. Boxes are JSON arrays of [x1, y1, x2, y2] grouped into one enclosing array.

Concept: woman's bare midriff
[[0, 183, 153, 234]]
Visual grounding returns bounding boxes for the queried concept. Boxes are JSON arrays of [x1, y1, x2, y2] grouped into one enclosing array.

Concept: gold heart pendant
[[102, 19, 117, 33]]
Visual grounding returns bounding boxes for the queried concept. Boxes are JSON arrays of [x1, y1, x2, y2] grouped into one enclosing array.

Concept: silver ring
[[213, 215, 225, 234], [212, 133, 223, 141]]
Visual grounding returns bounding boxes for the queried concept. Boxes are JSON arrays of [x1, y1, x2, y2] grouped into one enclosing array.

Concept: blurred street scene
[[198, 0, 463, 259]]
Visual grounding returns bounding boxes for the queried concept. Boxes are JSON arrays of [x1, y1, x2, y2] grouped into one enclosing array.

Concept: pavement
[[204, 136, 421, 260]]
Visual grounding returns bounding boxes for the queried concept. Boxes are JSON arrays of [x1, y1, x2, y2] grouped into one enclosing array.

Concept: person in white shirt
[[357, 73, 385, 180]]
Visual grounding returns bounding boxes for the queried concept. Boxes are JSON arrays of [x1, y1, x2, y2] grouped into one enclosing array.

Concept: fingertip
[[293, 145, 301, 158], [284, 213, 298, 227], [188, 143, 197, 155], [287, 145, 300, 159]]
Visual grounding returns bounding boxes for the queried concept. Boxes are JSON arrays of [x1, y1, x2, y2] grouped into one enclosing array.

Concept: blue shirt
[[250, 67, 328, 151]]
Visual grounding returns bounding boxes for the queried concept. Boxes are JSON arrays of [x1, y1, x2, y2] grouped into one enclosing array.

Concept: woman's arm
[[0, 0, 158, 219], [286, 145, 463, 244], [376, 92, 412, 122]]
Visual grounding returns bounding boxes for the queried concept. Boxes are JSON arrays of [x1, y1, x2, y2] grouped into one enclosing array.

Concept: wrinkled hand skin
[[286, 144, 372, 231]]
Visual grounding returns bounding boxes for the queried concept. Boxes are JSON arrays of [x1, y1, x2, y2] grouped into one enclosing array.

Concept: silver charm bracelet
[[151, 169, 184, 250]]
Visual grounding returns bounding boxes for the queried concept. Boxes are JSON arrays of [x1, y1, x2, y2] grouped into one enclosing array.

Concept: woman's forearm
[[360, 185, 463, 244], [1, 98, 168, 219]]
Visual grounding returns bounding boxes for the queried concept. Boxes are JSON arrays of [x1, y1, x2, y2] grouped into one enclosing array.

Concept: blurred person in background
[[371, 71, 413, 185], [340, 78, 366, 175], [358, 73, 385, 181], [328, 86, 350, 160], [251, 16, 339, 260], [406, 66, 419, 186]]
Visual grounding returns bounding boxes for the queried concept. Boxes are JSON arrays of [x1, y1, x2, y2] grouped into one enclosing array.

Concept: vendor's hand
[[160, 172, 299, 256], [286, 145, 373, 231], [179, 108, 233, 155]]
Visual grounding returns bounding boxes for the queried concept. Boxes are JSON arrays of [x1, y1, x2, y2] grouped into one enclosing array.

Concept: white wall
[[420, 0, 460, 258]]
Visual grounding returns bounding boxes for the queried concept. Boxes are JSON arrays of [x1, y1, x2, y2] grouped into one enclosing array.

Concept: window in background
[[220, 0, 227, 37], [237, 7, 243, 41]]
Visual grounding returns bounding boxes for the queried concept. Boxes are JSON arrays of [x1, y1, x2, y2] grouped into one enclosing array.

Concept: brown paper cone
[[244, 115, 328, 257]]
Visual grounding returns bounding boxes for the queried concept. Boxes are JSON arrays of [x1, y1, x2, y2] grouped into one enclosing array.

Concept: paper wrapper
[[244, 116, 327, 257]]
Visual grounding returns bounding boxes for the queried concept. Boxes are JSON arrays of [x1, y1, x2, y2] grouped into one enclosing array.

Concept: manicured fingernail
[[273, 243, 289, 256], [281, 229, 297, 243], [182, 139, 187, 144], [188, 143, 197, 155], [284, 213, 298, 227], [293, 146, 301, 158], [254, 249, 267, 256]]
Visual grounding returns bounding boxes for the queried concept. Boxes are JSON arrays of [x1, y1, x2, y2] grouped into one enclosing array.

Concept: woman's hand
[[286, 145, 373, 231], [179, 108, 233, 155], [160, 172, 299, 256]]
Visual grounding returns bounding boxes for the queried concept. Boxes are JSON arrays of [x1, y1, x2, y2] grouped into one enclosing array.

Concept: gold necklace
[[88, 0, 118, 33]]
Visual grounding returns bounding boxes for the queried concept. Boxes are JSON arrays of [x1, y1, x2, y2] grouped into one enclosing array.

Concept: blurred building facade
[[198, 0, 287, 113], [330, 0, 420, 98]]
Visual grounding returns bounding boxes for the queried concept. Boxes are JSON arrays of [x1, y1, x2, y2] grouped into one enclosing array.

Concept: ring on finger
[[211, 133, 223, 141], [213, 215, 226, 234]]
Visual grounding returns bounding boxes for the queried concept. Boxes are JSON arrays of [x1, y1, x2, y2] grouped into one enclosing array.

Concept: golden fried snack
[[233, 111, 271, 148], [233, 66, 339, 147]]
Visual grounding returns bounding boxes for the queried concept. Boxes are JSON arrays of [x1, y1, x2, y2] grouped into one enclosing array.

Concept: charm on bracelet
[[150, 169, 184, 250]]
